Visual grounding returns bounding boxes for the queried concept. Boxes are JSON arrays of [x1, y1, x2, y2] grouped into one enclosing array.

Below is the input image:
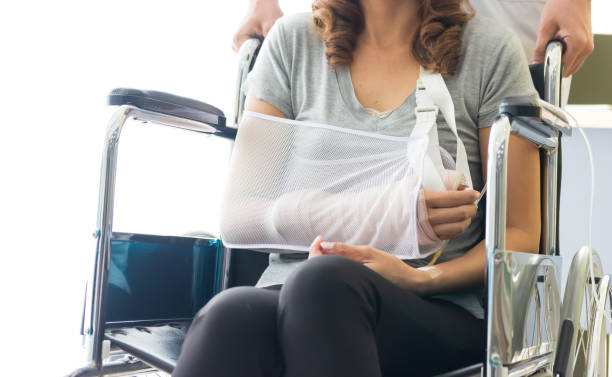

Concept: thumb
[[308, 235, 324, 259], [531, 20, 558, 64]]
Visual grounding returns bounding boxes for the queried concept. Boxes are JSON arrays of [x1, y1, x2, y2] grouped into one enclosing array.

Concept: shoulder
[[263, 12, 327, 70], [455, 15, 528, 82], [452, 15, 537, 128], [271, 12, 322, 47], [275, 12, 315, 32], [460, 15, 524, 58]]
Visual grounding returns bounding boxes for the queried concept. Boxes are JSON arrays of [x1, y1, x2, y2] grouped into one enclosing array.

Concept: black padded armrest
[[499, 95, 572, 136], [108, 88, 236, 139]]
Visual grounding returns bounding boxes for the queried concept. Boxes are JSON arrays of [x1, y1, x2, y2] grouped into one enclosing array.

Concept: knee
[[177, 289, 282, 377], [193, 287, 273, 332], [281, 255, 367, 304]]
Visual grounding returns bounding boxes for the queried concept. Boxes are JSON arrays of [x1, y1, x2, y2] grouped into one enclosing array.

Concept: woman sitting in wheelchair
[[173, 0, 541, 376]]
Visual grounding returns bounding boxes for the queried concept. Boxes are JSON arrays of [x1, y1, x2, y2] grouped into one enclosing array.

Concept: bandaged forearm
[[269, 169, 465, 247], [222, 168, 465, 253], [269, 177, 419, 247]]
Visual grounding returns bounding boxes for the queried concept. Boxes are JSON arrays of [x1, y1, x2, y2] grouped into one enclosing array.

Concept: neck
[[359, 0, 419, 49]]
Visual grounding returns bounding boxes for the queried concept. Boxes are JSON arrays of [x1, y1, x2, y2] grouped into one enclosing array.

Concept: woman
[[173, 0, 541, 376]]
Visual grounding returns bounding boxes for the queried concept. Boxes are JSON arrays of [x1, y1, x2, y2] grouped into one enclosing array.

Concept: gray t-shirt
[[243, 13, 537, 318]]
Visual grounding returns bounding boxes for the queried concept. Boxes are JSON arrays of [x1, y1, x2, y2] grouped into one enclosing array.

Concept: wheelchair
[[68, 37, 611, 377]]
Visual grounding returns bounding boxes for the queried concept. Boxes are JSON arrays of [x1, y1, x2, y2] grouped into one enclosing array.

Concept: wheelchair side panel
[[107, 233, 224, 324], [487, 250, 562, 370]]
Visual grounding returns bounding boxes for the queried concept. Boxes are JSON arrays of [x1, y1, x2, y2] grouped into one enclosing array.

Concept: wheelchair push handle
[[234, 36, 264, 126], [528, 38, 567, 106], [543, 38, 566, 106]]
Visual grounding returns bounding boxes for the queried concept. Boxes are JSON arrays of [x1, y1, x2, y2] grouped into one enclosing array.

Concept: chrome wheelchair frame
[[68, 39, 610, 377], [484, 41, 610, 377]]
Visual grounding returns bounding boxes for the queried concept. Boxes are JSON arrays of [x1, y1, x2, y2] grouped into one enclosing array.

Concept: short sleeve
[[477, 32, 538, 128], [242, 18, 294, 118]]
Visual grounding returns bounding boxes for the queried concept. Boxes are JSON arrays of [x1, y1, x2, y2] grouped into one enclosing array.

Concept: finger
[[320, 242, 368, 261], [232, 22, 264, 52], [572, 45, 593, 77], [432, 218, 472, 240], [261, 21, 276, 37], [563, 34, 594, 77], [232, 33, 249, 52], [427, 204, 477, 225], [568, 46, 590, 77], [560, 35, 582, 77], [424, 190, 480, 208], [531, 19, 558, 64], [308, 235, 324, 259]]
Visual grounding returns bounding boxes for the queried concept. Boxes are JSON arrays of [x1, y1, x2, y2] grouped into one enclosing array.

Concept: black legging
[[173, 255, 484, 377]]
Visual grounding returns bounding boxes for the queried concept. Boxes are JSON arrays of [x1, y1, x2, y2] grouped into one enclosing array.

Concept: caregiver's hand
[[423, 189, 479, 240], [232, 0, 283, 52], [531, 0, 593, 76], [308, 236, 427, 293]]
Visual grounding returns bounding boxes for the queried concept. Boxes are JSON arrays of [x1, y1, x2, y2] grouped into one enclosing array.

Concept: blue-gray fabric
[[242, 13, 537, 319]]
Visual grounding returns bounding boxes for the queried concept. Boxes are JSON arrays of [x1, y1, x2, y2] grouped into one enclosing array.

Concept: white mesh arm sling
[[220, 69, 472, 259]]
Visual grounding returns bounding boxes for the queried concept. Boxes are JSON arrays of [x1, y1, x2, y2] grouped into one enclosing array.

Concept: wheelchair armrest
[[498, 95, 573, 150], [109, 88, 236, 139]]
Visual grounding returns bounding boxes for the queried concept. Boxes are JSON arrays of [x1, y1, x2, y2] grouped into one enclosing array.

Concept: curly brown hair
[[312, 0, 473, 76]]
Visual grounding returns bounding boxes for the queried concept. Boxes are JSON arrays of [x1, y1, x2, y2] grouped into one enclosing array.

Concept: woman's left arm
[[314, 126, 541, 296], [410, 126, 541, 296]]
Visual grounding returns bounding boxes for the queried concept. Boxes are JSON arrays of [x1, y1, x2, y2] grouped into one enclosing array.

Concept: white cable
[[577, 127, 598, 313], [575, 124, 610, 323], [577, 127, 594, 249]]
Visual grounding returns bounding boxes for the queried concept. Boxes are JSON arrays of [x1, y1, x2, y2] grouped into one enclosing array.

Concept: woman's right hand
[[422, 189, 479, 240]]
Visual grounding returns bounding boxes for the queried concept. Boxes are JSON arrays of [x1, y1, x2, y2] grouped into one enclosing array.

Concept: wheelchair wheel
[[585, 274, 610, 377], [574, 275, 609, 377], [561, 247, 609, 377]]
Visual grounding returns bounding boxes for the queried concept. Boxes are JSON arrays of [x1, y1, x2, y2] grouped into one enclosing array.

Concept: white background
[[0, 1, 610, 375]]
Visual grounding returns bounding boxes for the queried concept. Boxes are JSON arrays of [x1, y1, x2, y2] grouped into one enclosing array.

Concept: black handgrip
[[547, 37, 568, 55], [553, 319, 575, 377], [528, 39, 567, 102]]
